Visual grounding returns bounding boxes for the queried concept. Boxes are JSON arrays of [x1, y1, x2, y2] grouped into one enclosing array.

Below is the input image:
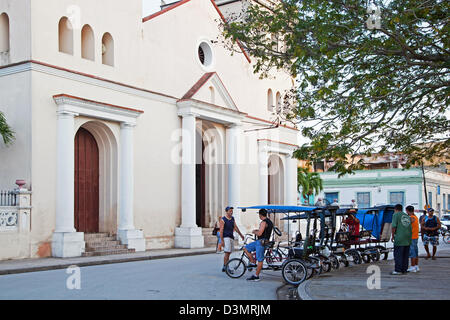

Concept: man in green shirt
[[391, 204, 413, 275]]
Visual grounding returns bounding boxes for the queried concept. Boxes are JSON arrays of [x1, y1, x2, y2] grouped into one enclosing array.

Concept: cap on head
[[225, 206, 233, 212], [427, 208, 434, 213]]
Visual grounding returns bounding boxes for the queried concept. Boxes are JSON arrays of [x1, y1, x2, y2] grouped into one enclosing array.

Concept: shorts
[[409, 238, 419, 258], [245, 240, 265, 262], [423, 234, 439, 246], [223, 237, 234, 253]]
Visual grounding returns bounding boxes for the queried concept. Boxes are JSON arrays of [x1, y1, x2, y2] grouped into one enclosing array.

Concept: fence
[[0, 188, 31, 232], [0, 191, 17, 206]]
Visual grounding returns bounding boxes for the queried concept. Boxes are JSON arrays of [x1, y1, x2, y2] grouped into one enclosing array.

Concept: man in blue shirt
[[219, 207, 244, 272], [421, 208, 441, 260]]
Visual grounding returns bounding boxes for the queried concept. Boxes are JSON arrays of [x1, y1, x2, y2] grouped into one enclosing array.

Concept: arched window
[[102, 32, 114, 66], [276, 91, 282, 113], [0, 13, 9, 53], [209, 86, 215, 104], [267, 89, 273, 112], [81, 24, 94, 61], [58, 17, 73, 55]]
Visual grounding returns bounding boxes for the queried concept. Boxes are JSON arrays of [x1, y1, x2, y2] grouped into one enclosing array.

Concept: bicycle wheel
[[361, 253, 371, 263], [307, 256, 323, 276], [370, 248, 381, 262], [338, 254, 349, 267], [345, 249, 362, 265], [225, 258, 246, 278], [318, 255, 332, 273], [444, 235, 450, 244], [375, 245, 389, 260], [282, 259, 308, 285], [329, 254, 340, 270]]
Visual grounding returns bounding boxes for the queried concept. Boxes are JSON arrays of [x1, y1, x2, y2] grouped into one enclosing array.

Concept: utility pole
[[422, 162, 429, 210]]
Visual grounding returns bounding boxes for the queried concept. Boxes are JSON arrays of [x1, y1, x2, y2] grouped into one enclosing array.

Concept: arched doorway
[[196, 131, 206, 227], [195, 122, 225, 228], [74, 127, 99, 233]]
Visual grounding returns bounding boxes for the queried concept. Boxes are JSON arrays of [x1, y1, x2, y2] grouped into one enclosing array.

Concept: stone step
[[85, 244, 128, 252], [82, 233, 136, 257], [84, 233, 111, 240], [86, 240, 121, 247], [85, 236, 117, 243], [82, 248, 135, 257]]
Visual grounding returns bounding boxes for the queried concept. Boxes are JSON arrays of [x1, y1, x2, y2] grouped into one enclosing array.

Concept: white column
[[119, 123, 135, 231], [52, 110, 85, 258], [258, 147, 268, 205], [175, 113, 204, 248], [181, 113, 197, 228], [117, 122, 146, 251], [226, 124, 241, 222], [285, 155, 298, 206], [285, 154, 298, 238]]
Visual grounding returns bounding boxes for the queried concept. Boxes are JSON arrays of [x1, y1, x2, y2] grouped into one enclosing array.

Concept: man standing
[[243, 209, 273, 282], [219, 207, 244, 272], [314, 197, 325, 207], [391, 204, 412, 275], [406, 206, 420, 272], [421, 208, 441, 260]]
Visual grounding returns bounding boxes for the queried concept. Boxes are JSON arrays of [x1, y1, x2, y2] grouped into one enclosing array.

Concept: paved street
[[0, 253, 283, 300], [299, 241, 450, 300]]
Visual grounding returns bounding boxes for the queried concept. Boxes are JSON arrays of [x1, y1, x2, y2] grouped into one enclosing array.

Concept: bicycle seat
[[265, 241, 275, 248]]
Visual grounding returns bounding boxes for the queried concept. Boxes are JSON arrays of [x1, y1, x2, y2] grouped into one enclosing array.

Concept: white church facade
[[0, 0, 298, 260]]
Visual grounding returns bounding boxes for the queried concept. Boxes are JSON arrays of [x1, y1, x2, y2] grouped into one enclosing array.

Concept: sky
[[142, 0, 172, 17]]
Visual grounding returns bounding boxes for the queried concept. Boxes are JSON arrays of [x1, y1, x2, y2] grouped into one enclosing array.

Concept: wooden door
[[75, 127, 99, 233], [196, 140, 206, 227]]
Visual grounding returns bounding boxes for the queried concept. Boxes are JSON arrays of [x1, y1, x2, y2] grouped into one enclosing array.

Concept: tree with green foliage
[[297, 167, 323, 202], [220, 0, 449, 175], [0, 111, 14, 145]]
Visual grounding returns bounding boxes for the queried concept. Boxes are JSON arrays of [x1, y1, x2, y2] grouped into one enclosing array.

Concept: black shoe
[[247, 275, 260, 281], [222, 266, 226, 272], [247, 263, 257, 268]]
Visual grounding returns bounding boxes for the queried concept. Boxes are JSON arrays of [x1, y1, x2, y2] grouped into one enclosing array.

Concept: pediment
[[181, 72, 239, 112]]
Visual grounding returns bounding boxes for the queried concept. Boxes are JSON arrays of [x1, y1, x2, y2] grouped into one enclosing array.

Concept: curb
[[297, 280, 312, 300], [0, 249, 216, 276]]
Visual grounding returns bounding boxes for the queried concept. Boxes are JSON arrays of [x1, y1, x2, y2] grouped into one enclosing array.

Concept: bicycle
[[441, 226, 450, 244], [225, 234, 306, 282]]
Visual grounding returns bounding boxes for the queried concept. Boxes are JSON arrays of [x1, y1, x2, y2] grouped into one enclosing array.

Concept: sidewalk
[[0, 247, 216, 275], [298, 245, 450, 300]]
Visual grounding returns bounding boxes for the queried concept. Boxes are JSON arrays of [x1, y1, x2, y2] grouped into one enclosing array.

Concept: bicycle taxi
[[224, 205, 315, 285], [334, 205, 395, 262]]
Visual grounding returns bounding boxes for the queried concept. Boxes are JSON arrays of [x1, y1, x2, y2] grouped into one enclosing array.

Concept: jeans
[[394, 245, 410, 273], [216, 232, 221, 245], [245, 240, 265, 262]]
